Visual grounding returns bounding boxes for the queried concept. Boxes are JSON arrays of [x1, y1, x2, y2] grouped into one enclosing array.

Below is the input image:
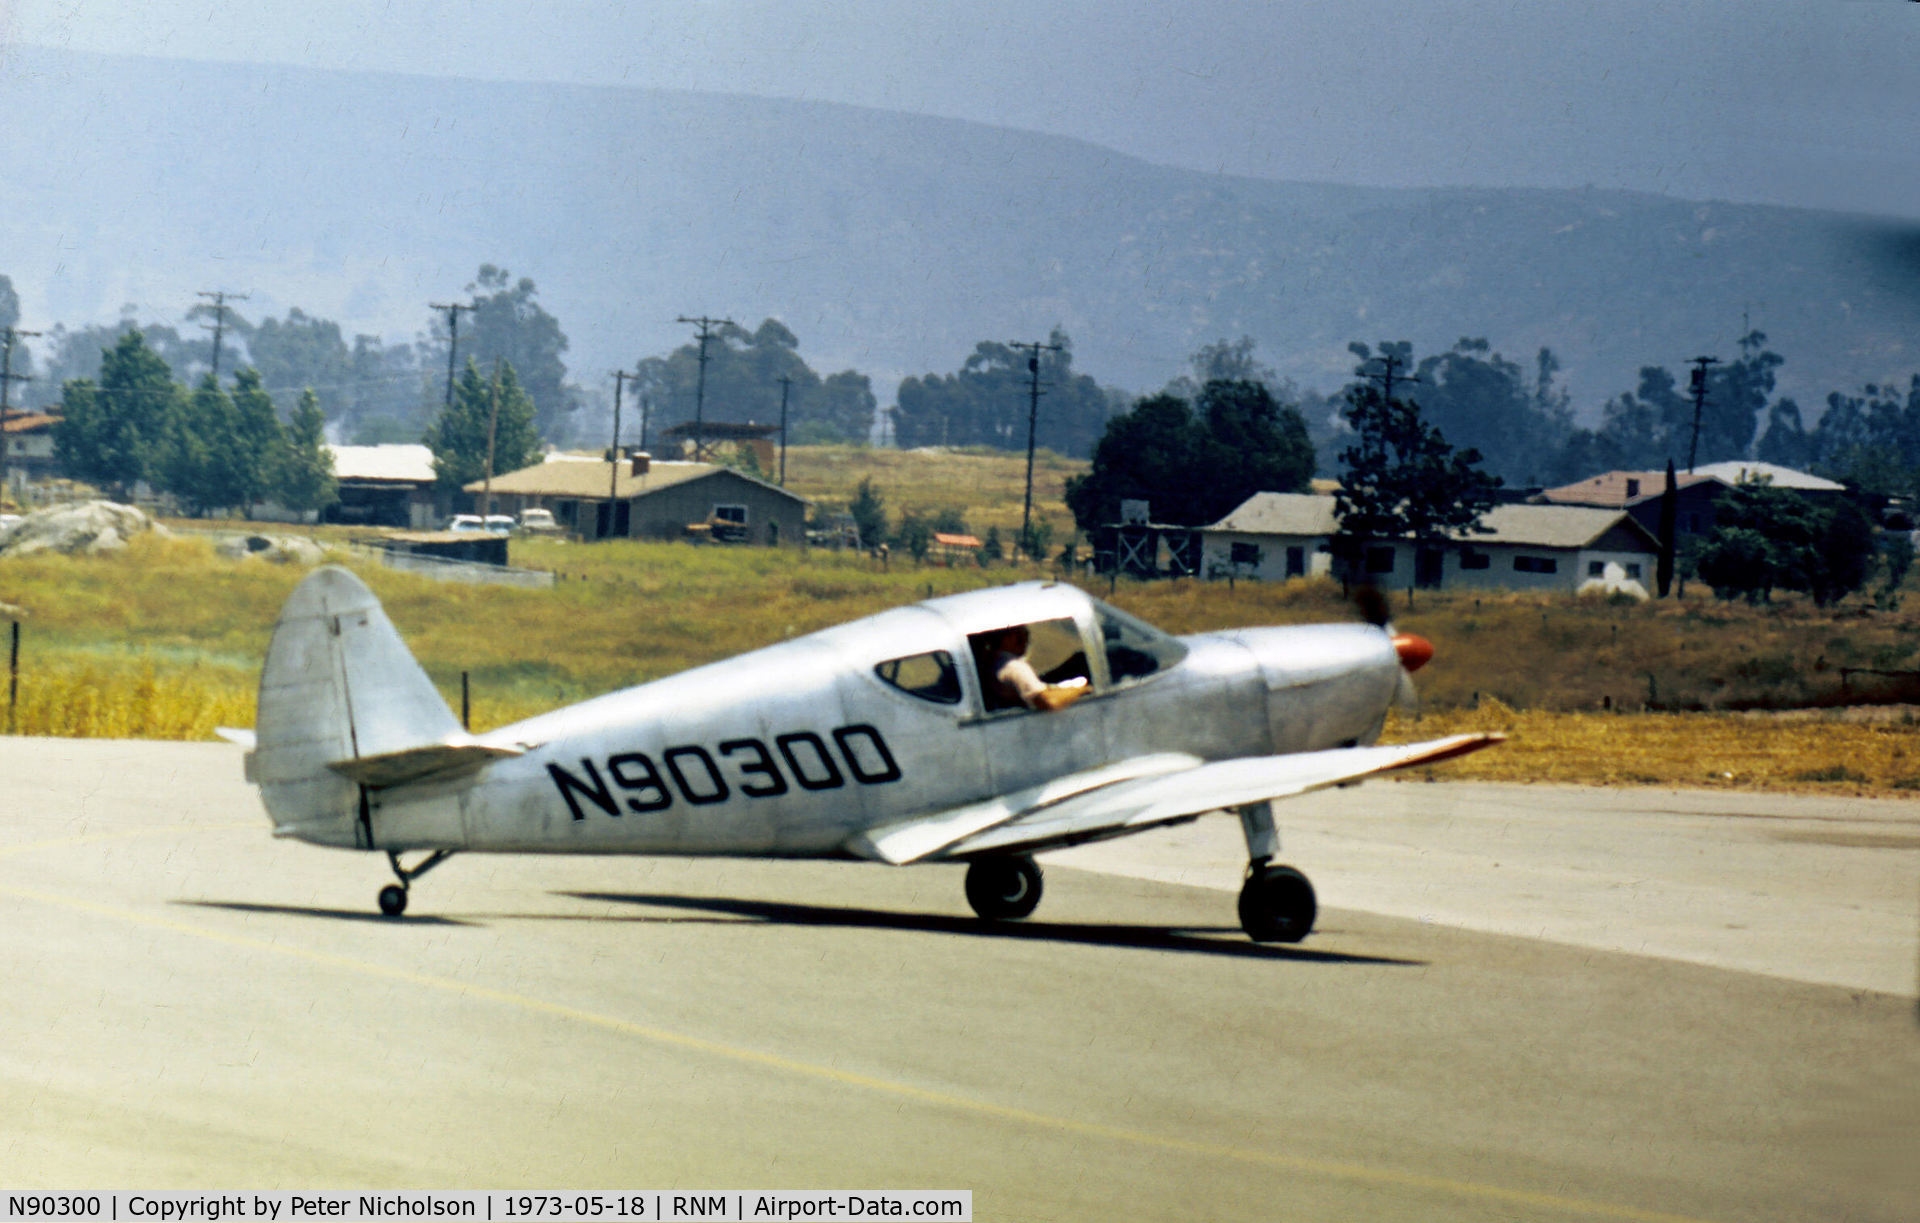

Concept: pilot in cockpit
[[974, 624, 1089, 713]]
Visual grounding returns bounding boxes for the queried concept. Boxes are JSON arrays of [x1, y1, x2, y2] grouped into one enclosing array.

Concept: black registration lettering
[[775, 731, 845, 790], [547, 759, 618, 821], [719, 738, 789, 797], [663, 745, 730, 805], [833, 723, 902, 784], [608, 752, 673, 812]]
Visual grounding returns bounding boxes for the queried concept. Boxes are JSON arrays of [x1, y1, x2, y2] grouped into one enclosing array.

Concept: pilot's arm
[[997, 655, 1088, 712]]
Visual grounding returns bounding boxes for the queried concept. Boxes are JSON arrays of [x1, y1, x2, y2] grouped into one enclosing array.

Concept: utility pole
[[638, 391, 651, 454], [610, 368, 637, 507], [1686, 355, 1720, 473], [1361, 352, 1421, 404], [430, 301, 474, 412], [777, 375, 792, 486], [1010, 338, 1063, 555], [482, 360, 501, 520], [196, 290, 249, 384], [675, 315, 734, 460], [0, 327, 41, 491]]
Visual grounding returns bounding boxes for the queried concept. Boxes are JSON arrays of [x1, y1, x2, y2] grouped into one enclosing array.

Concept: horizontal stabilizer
[[940, 733, 1506, 860], [326, 740, 524, 789]]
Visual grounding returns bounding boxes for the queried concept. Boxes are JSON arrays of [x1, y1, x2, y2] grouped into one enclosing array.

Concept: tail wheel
[[965, 856, 1043, 920], [1239, 864, 1316, 943]]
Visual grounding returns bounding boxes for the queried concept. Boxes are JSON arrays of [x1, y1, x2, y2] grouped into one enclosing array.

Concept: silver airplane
[[224, 566, 1500, 941]]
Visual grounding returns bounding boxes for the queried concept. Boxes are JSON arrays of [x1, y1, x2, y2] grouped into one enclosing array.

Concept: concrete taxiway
[[1, 739, 1915, 1222]]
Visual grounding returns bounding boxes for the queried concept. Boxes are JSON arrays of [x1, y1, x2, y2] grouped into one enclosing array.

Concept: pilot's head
[[995, 625, 1031, 654]]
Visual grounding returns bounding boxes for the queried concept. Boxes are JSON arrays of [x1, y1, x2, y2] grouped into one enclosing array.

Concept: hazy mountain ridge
[[2, 44, 1913, 427]]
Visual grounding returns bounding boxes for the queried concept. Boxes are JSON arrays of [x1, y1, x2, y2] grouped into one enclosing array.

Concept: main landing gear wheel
[[378, 884, 408, 917], [1239, 864, 1316, 943], [965, 856, 1043, 920]]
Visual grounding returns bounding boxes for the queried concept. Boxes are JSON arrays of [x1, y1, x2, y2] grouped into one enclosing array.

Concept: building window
[[1285, 546, 1305, 577], [1230, 541, 1262, 568], [1626, 563, 1643, 579], [713, 504, 747, 524], [1514, 555, 1559, 574], [1365, 546, 1396, 574], [1588, 560, 1605, 576], [1458, 549, 1490, 570]]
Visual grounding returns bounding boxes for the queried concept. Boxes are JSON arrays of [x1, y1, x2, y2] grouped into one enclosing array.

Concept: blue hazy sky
[[4, 0, 1916, 218]]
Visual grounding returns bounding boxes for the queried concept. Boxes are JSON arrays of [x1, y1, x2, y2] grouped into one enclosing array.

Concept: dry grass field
[[4, 445, 1918, 796], [780, 443, 1083, 541]]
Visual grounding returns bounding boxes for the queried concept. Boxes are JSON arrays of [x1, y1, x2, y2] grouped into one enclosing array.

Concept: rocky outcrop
[[0, 501, 171, 557], [216, 534, 327, 566]]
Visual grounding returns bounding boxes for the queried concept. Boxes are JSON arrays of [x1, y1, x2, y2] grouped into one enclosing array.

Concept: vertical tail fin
[[250, 566, 462, 844]]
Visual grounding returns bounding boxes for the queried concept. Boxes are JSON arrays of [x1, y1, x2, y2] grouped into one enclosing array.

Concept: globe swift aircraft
[[224, 566, 1500, 941]]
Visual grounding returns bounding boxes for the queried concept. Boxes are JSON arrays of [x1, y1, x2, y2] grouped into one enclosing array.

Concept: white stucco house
[[1200, 493, 1660, 593]]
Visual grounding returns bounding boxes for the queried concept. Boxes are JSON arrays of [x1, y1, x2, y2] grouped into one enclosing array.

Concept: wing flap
[[845, 752, 1203, 865], [946, 733, 1505, 858]]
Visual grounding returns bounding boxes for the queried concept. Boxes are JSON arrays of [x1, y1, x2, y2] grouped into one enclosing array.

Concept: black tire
[[965, 856, 1043, 920], [1238, 864, 1316, 943], [378, 884, 409, 917]]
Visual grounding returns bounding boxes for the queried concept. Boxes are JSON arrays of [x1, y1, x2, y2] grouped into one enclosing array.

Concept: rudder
[[250, 566, 462, 845]]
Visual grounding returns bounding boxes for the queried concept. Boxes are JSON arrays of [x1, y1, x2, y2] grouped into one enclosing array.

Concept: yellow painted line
[[0, 880, 1721, 1223], [0, 823, 257, 859]]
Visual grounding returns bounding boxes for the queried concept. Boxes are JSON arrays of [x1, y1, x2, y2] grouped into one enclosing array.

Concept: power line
[[1359, 352, 1421, 404], [194, 291, 249, 384], [777, 374, 793, 486], [1009, 338, 1063, 552], [1, 327, 43, 488], [675, 315, 734, 460], [1686, 355, 1720, 473], [610, 368, 638, 507], [428, 301, 474, 412]]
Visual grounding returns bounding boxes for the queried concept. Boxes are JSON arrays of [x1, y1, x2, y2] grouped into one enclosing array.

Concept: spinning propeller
[[1353, 586, 1432, 712]]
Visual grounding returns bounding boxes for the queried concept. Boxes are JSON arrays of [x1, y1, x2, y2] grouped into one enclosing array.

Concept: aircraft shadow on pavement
[[177, 900, 479, 927], [566, 891, 1424, 966]]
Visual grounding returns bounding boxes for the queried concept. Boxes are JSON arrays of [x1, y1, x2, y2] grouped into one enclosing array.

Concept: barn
[[468, 453, 810, 545]]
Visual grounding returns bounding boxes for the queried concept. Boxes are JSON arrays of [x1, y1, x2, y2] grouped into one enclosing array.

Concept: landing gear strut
[[1235, 801, 1316, 942], [378, 849, 456, 917], [965, 855, 1043, 920]]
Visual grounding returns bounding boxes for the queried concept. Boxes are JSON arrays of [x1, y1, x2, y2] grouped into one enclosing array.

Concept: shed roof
[[327, 444, 436, 484], [1475, 503, 1657, 550], [1201, 492, 1340, 536], [1203, 492, 1654, 550], [1538, 469, 1716, 507], [464, 458, 809, 504], [1690, 460, 1846, 492], [1, 412, 60, 434]]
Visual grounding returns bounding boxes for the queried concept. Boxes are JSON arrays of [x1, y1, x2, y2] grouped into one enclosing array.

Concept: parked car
[[517, 508, 562, 535], [445, 514, 486, 533]]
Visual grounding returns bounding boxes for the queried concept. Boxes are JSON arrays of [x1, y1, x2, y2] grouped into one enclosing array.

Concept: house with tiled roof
[[1200, 492, 1658, 593], [1, 411, 62, 482], [1538, 461, 1846, 544]]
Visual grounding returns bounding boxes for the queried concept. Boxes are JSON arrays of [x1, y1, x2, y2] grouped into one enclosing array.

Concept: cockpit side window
[[874, 650, 963, 704], [1094, 599, 1189, 686]]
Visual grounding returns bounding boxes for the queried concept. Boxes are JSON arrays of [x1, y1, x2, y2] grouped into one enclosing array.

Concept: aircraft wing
[[845, 752, 1204, 865], [849, 734, 1503, 865]]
